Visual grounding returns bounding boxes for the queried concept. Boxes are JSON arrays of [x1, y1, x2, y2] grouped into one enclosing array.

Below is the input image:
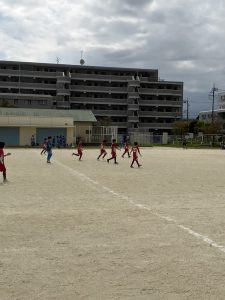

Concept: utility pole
[[183, 98, 189, 132], [209, 84, 218, 146], [211, 83, 218, 123]]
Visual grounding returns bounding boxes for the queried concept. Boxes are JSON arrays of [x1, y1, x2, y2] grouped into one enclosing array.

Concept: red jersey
[[111, 142, 117, 157], [124, 143, 129, 151], [77, 142, 83, 154], [0, 149, 6, 172], [100, 142, 106, 153], [131, 146, 140, 160]]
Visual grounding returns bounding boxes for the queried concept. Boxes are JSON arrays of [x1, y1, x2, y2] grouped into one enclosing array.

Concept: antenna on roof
[[80, 50, 85, 66], [56, 57, 60, 64]]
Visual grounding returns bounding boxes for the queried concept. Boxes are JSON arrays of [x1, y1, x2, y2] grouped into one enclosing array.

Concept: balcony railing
[[128, 80, 140, 87], [56, 101, 70, 108], [128, 116, 139, 122], [0, 69, 57, 77], [70, 85, 127, 93], [128, 104, 139, 110], [0, 81, 56, 89], [138, 123, 173, 129], [70, 73, 132, 81], [57, 89, 71, 96], [128, 92, 139, 98], [93, 110, 127, 116], [139, 100, 183, 107], [56, 76, 71, 83], [70, 97, 127, 105], [0, 92, 54, 100], [139, 111, 181, 118], [139, 88, 182, 95]]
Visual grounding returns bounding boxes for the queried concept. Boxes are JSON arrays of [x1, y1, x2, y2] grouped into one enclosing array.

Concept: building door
[[36, 128, 67, 145], [0, 127, 19, 146]]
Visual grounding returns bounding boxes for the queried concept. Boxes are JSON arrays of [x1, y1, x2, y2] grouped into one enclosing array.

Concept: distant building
[[198, 109, 225, 132], [0, 107, 96, 146], [0, 60, 183, 134]]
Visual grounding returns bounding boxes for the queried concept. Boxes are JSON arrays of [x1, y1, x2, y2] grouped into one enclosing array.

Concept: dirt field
[[1, 147, 225, 299]]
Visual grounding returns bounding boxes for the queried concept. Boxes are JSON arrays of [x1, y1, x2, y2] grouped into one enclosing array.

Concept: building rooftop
[[0, 107, 97, 122], [0, 60, 158, 73]]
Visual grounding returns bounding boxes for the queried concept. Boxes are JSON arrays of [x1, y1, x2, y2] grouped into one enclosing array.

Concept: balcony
[[70, 85, 127, 93], [127, 80, 140, 87], [0, 81, 56, 90], [128, 92, 139, 98], [70, 73, 132, 81], [139, 111, 181, 118], [57, 89, 70, 96], [0, 69, 57, 78], [128, 116, 139, 123], [93, 110, 127, 116], [70, 97, 127, 105], [0, 92, 54, 100], [139, 88, 182, 96], [138, 123, 173, 129], [56, 101, 70, 108], [56, 73, 71, 83], [139, 100, 183, 107], [139, 76, 158, 82], [128, 104, 139, 110]]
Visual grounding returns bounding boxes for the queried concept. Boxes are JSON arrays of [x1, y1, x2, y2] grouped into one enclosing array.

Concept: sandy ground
[[1, 147, 225, 299]]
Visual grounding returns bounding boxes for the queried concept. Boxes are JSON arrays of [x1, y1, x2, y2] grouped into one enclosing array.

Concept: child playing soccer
[[130, 142, 142, 168], [97, 140, 107, 160], [46, 136, 53, 163], [0, 142, 11, 182], [72, 139, 83, 161], [122, 141, 130, 158], [40, 138, 47, 155], [107, 139, 120, 164]]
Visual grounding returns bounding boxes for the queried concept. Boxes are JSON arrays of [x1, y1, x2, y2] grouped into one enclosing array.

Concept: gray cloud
[[0, 0, 225, 116]]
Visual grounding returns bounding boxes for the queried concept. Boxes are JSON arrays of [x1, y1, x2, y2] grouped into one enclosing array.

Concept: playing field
[[1, 147, 225, 299]]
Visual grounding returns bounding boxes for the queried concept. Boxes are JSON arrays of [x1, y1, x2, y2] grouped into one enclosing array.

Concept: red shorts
[[100, 149, 106, 154], [133, 154, 137, 160], [0, 163, 6, 172], [78, 150, 82, 155], [111, 151, 116, 158]]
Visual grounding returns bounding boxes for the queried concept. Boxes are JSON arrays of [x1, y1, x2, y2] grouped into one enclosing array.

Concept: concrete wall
[[0, 115, 73, 127], [75, 122, 93, 142], [20, 127, 36, 146], [66, 127, 74, 145]]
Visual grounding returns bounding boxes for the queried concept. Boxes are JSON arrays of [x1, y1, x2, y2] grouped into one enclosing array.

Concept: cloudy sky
[[1, 0, 225, 117]]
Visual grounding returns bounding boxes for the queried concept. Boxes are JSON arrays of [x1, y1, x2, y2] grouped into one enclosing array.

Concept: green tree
[[172, 120, 189, 136], [0, 100, 10, 107]]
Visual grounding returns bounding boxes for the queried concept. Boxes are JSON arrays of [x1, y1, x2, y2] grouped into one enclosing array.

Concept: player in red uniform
[[130, 142, 142, 168], [72, 139, 83, 161], [122, 141, 130, 158], [40, 138, 47, 155], [0, 142, 11, 183], [97, 140, 107, 160], [107, 139, 120, 164]]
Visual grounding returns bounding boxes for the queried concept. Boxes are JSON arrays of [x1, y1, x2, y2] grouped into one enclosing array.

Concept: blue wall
[[36, 128, 67, 145], [0, 127, 19, 146]]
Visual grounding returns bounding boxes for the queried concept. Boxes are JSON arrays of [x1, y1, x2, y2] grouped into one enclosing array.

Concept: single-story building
[[0, 107, 97, 146]]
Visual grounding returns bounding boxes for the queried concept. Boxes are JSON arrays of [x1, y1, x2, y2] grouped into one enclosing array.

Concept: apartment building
[[0, 60, 183, 134]]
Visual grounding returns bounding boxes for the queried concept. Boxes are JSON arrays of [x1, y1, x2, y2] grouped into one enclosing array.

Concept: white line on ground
[[43, 154, 225, 254]]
